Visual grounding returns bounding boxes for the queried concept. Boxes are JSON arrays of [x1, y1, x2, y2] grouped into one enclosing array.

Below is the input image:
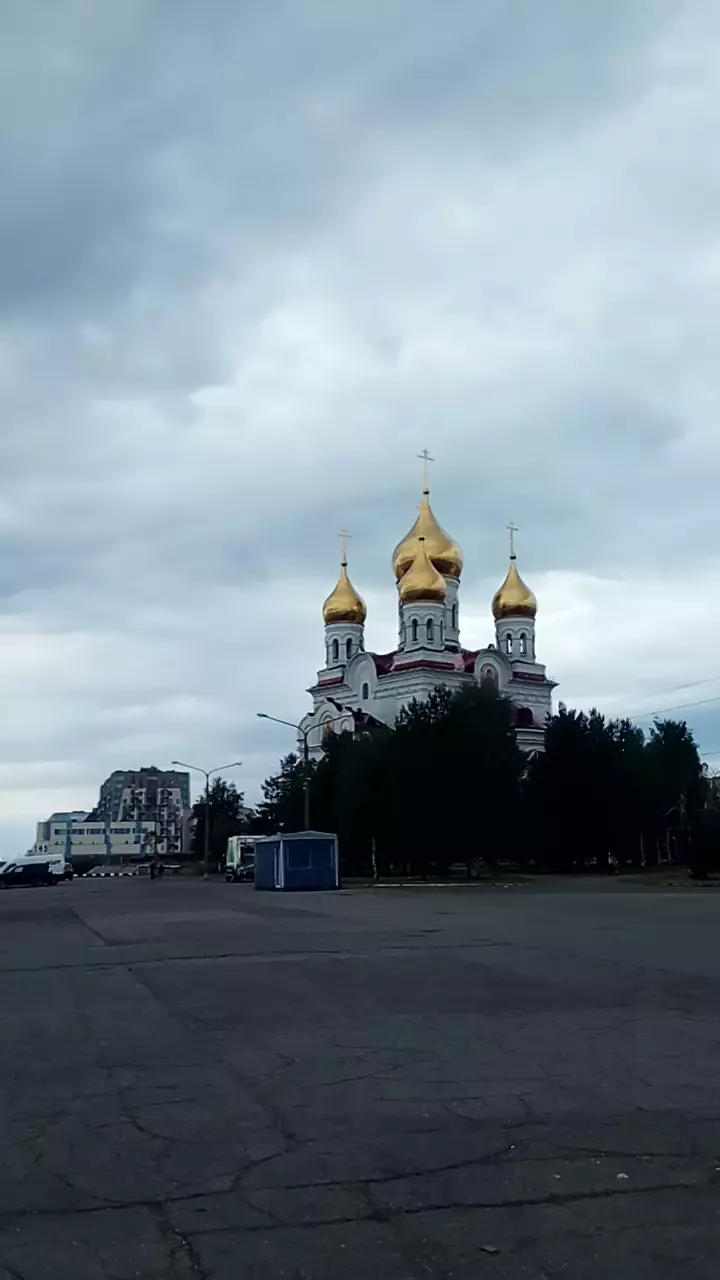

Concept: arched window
[[451, 603, 457, 629], [505, 633, 513, 656], [331, 638, 339, 663], [481, 665, 498, 686], [426, 618, 434, 642], [519, 633, 527, 656], [361, 682, 369, 701], [346, 637, 353, 660], [411, 619, 419, 643]]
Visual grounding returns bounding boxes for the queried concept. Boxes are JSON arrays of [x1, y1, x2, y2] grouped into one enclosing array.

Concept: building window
[[519, 633, 527, 656], [481, 665, 498, 686], [346, 637, 352, 660], [331, 638, 339, 663], [361, 682, 369, 701], [426, 618, 434, 642], [411, 619, 419, 643], [505, 633, 513, 656], [451, 603, 457, 629]]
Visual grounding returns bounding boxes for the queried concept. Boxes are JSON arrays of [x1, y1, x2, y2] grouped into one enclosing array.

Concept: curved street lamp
[[172, 759, 242, 879], [256, 712, 348, 830]]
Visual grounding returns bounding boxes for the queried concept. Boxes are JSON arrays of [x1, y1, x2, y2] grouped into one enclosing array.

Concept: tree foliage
[[254, 687, 714, 878], [191, 777, 246, 870], [250, 753, 312, 835]]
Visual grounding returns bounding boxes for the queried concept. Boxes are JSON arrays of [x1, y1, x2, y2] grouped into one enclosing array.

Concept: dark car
[[0, 861, 56, 888]]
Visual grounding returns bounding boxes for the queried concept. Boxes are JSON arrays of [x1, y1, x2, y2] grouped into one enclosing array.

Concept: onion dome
[[492, 555, 537, 620], [322, 556, 366, 625], [399, 537, 447, 604], [392, 491, 463, 582]]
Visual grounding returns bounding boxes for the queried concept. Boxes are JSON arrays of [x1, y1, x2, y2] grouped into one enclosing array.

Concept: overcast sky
[[1, 1, 719, 852]]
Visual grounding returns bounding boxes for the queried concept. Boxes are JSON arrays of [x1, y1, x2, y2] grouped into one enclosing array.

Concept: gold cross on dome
[[338, 528, 351, 564], [507, 522, 518, 557], [417, 449, 434, 492]]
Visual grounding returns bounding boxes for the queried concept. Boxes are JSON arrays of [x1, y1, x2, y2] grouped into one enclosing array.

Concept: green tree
[[319, 684, 523, 879], [417, 684, 522, 876], [644, 718, 707, 865], [527, 706, 620, 871], [607, 717, 647, 866], [252, 753, 310, 834], [252, 694, 714, 881], [191, 777, 246, 871]]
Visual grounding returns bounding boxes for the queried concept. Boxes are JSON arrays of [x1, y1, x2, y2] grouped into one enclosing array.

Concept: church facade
[[299, 480, 556, 759]]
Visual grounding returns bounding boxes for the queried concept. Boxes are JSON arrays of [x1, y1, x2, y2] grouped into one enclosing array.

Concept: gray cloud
[[1, 0, 719, 849]]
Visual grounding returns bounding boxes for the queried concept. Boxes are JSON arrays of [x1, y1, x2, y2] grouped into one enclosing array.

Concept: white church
[[299, 470, 556, 758]]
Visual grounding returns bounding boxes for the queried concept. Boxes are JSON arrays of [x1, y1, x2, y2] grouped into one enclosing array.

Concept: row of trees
[[243, 687, 717, 878]]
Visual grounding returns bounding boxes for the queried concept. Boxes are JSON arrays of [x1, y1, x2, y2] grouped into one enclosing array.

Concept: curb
[[80, 870, 139, 878]]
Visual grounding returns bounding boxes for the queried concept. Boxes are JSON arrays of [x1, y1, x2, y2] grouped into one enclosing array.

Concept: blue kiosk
[[254, 830, 339, 892]]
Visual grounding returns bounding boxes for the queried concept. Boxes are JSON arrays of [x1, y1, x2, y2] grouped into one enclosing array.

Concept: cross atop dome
[[392, 452, 463, 582], [417, 448, 434, 494]]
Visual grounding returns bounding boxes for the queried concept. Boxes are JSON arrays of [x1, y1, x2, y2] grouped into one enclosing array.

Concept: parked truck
[[224, 836, 255, 883]]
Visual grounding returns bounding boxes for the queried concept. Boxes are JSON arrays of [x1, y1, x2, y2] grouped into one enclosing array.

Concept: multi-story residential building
[[93, 767, 191, 856]]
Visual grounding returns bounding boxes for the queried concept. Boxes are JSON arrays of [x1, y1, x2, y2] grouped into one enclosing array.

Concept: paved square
[[1, 878, 719, 1278]]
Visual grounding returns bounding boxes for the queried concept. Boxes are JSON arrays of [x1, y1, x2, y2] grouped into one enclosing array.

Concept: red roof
[[371, 652, 395, 675], [390, 658, 460, 675]]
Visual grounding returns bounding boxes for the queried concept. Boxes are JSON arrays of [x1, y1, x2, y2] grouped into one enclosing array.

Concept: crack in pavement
[[0, 1159, 708, 1234], [152, 1202, 212, 1280]]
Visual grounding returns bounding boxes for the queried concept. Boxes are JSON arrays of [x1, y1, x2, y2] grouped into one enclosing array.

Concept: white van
[[0, 853, 71, 887], [30, 853, 71, 880]]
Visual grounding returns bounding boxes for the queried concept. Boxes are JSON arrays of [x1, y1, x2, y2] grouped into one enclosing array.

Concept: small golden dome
[[492, 556, 537, 620], [392, 491, 463, 582], [399, 537, 447, 604], [322, 558, 366, 626]]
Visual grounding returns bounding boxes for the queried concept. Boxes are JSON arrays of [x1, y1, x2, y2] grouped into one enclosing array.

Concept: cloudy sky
[[1, 0, 719, 852]]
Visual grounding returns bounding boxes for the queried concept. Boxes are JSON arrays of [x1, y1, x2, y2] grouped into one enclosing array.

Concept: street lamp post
[[171, 759, 242, 879], [256, 712, 350, 831], [256, 715, 311, 830]]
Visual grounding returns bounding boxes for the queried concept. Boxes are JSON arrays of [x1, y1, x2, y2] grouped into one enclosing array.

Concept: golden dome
[[492, 556, 537, 620], [322, 558, 366, 625], [392, 491, 463, 582], [399, 537, 447, 604]]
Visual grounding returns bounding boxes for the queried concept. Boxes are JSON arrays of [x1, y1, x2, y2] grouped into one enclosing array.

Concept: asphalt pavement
[[1, 877, 719, 1278]]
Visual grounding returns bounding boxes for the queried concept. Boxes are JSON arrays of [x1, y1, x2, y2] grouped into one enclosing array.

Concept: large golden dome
[[322, 558, 366, 625], [399, 537, 447, 604], [492, 556, 537, 620], [392, 491, 463, 581]]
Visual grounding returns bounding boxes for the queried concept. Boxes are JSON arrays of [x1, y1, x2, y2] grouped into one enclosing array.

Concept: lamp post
[[256, 713, 349, 830], [171, 759, 242, 879], [256, 715, 311, 830]]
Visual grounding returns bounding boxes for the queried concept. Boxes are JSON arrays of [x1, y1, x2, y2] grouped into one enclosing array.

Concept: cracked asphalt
[[1, 879, 719, 1278]]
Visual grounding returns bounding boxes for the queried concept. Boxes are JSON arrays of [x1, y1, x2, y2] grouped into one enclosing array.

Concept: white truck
[[225, 836, 255, 883]]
